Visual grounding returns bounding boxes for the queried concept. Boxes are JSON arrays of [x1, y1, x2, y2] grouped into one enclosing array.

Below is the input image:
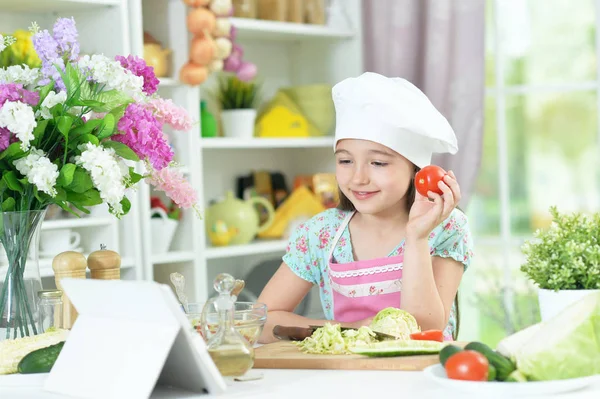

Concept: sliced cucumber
[[350, 340, 446, 357]]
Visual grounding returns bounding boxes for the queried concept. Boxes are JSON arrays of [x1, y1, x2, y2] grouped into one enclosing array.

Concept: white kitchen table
[[1, 369, 599, 399]]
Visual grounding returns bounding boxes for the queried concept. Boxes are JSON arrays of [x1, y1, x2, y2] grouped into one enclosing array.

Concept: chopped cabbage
[[295, 324, 376, 354], [369, 307, 420, 339]]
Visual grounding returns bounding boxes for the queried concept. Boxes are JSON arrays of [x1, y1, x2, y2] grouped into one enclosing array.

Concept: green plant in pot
[[521, 206, 600, 321], [216, 74, 260, 139]]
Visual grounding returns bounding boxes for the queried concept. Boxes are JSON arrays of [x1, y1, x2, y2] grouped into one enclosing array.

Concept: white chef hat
[[332, 72, 458, 168]]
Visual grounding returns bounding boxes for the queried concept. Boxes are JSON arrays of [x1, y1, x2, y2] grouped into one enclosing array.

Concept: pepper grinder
[[87, 244, 121, 280], [52, 251, 87, 329]]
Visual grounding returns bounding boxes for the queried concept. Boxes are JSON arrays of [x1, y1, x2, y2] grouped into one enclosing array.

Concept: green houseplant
[[521, 206, 600, 321], [216, 74, 260, 139]]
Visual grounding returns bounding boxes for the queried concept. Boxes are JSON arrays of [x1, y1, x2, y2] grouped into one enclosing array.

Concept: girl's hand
[[407, 170, 461, 240]]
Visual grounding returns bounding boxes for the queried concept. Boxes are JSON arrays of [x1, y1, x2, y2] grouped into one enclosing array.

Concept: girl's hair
[[337, 164, 421, 213], [333, 163, 462, 340]]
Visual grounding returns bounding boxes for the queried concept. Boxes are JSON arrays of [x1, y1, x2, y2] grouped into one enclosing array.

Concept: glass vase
[[0, 210, 46, 341]]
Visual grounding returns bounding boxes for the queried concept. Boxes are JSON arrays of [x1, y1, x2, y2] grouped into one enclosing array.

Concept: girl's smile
[[351, 190, 380, 200]]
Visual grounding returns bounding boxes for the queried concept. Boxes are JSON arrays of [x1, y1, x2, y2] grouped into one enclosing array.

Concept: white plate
[[40, 247, 83, 258], [423, 364, 600, 396]]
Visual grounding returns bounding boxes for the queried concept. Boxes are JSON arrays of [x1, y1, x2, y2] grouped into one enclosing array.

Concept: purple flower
[[0, 127, 10, 151], [115, 55, 159, 96], [114, 103, 173, 170], [53, 17, 80, 61], [0, 83, 39, 107], [32, 18, 81, 91]]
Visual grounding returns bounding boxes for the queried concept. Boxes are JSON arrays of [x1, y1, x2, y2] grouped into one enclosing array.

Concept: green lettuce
[[369, 307, 420, 340]]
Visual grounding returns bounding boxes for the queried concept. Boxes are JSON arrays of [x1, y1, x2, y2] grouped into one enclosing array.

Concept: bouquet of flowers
[[0, 18, 197, 340]]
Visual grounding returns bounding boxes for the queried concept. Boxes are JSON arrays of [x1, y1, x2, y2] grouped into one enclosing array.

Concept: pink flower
[[148, 167, 197, 209], [115, 103, 173, 170], [115, 54, 159, 95], [146, 98, 193, 131], [296, 236, 308, 254], [318, 229, 330, 249]]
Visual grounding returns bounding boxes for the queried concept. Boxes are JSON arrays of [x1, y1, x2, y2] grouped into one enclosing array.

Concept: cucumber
[[438, 344, 463, 366], [464, 341, 516, 381], [487, 364, 497, 381], [18, 341, 65, 374], [350, 340, 445, 357]]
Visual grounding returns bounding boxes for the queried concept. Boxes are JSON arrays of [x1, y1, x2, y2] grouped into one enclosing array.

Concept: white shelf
[[230, 17, 353, 41], [205, 239, 287, 259], [0, 0, 120, 12], [39, 256, 136, 278], [200, 137, 334, 149], [152, 251, 196, 264], [158, 78, 184, 88], [41, 217, 114, 231]]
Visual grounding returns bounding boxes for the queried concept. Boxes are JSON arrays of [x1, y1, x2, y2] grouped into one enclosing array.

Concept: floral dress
[[283, 208, 474, 339]]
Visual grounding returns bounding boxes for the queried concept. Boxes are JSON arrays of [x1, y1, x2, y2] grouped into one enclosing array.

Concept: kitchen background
[[1, 0, 595, 348]]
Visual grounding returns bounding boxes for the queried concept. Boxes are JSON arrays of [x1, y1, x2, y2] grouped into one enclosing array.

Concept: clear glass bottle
[[37, 289, 63, 332], [203, 273, 254, 377]]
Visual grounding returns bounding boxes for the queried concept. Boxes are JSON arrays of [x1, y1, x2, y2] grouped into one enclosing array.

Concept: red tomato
[[410, 329, 444, 342], [414, 165, 447, 197], [445, 350, 490, 381]]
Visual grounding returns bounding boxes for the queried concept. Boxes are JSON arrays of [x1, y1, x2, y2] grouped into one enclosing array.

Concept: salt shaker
[[37, 289, 63, 332]]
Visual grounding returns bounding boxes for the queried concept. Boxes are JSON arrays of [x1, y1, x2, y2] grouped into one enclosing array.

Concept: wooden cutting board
[[253, 341, 443, 371]]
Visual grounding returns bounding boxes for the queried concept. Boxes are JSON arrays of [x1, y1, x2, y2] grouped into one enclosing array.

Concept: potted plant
[[216, 73, 260, 139], [521, 206, 600, 321]]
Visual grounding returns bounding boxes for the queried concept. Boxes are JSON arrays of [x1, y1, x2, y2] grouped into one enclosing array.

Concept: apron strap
[[327, 211, 355, 262]]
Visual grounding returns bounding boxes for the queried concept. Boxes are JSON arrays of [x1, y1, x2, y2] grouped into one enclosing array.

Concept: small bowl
[[186, 301, 267, 345]]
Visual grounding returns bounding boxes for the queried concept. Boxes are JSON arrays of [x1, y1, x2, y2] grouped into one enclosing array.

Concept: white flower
[[39, 91, 67, 119], [76, 54, 144, 100], [0, 101, 36, 150], [13, 148, 59, 197], [0, 65, 40, 85], [0, 34, 5, 53], [75, 142, 126, 216]]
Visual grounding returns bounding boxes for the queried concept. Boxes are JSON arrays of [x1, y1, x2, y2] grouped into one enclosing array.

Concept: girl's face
[[335, 139, 414, 216]]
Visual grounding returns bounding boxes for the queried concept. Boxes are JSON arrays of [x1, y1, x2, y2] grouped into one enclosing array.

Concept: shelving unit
[[131, 0, 364, 307], [199, 137, 334, 149]]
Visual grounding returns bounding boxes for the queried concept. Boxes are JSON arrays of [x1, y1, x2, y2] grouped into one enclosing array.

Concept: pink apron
[[328, 211, 404, 323]]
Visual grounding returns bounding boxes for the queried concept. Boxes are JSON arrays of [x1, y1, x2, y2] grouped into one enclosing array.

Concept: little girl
[[258, 72, 474, 343]]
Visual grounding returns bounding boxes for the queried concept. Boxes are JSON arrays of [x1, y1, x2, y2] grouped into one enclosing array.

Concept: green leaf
[[66, 188, 102, 206], [128, 167, 143, 185], [37, 81, 55, 107], [109, 104, 128, 121], [71, 118, 103, 137], [72, 99, 105, 108], [54, 187, 67, 201], [97, 113, 116, 140], [102, 140, 139, 161], [62, 62, 82, 102], [2, 171, 23, 193], [32, 119, 50, 147], [57, 115, 74, 137], [67, 167, 94, 193], [57, 163, 76, 187], [94, 89, 133, 112], [120, 197, 131, 215], [1, 197, 15, 212], [70, 133, 100, 149], [0, 142, 25, 161]]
